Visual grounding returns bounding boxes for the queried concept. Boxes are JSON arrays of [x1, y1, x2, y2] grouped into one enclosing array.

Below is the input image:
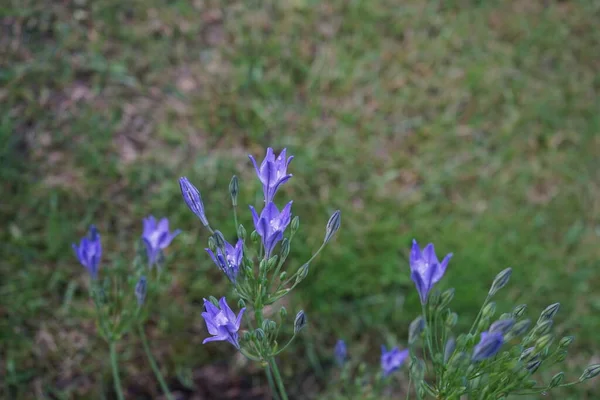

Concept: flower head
[[381, 346, 409, 376], [72, 225, 102, 279], [142, 216, 181, 268], [249, 201, 292, 257], [201, 297, 246, 349], [179, 177, 209, 226], [335, 340, 347, 366], [409, 239, 453, 304], [248, 147, 293, 203], [472, 331, 504, 362], [206, 238, 243, 283]]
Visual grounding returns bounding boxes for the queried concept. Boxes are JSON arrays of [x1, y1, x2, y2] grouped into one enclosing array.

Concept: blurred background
[[1, 0, 599, 399]]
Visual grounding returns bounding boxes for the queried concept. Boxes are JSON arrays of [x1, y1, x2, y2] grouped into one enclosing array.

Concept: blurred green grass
[[1, 0, 599, 398]]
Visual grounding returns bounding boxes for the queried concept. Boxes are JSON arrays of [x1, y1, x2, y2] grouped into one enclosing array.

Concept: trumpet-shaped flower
[[142, 216, 181, 268], [472, 331, 504, 361], [249, 201, 292, 257], [410, 239, 453, 304], [72, 225, 102, 279], [381, 346, 409, 376], [201, 297, 245, 349], [248, 147, 293, 203], [206, 238, 243, 283]]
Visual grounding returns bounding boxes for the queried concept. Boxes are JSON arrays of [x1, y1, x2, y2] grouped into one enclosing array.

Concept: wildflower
[[135, 276, 147, 305], [201, 297, 245, 349], [324, 210, 341, 243], [381, 346, 409, 376], [248, 147, 293, 203], [72, 225, 102, 279], [179, 177, 209, 226], [472, 331, 504, 362], [206, 238, 243, 283], [249, 201, 293, 257], [489, 318, 515, 335], [334, 340, 347, 366], [294, 310, 307, 333], [409, 240, 453, 304], [142, 216, 181, 268], [489, 268, 512, 296]]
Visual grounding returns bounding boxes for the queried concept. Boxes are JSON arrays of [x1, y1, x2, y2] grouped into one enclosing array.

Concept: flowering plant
[[72, 147, 598, 400]]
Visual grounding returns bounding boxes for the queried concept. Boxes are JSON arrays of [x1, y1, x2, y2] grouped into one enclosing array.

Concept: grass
[[1, 0, 599, 398]]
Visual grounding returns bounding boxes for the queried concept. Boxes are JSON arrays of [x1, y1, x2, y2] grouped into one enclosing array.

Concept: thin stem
[[268, 357, 289, 400], [109, 340, 125, 400], [138, 324, 175, 400], [265, 365, 281, 400], [468, 295, 490, 335]]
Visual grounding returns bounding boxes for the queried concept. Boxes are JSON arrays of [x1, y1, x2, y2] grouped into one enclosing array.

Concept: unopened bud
[[251, 230, 260, 243], [324, 210, 341, 243], [489, 268, 512, 296], [525, 379, 537, 389], [262, 319, 276, 334], [512, 304, 527, 318], [510, 319, 531, 338], [554, 350, 567, 363], [476, 316, 491, 332], [519, 347, 536, 362], [229, 175, 239, 206], [446, 312, 458, 328], [291, 216, 300, 233], [267, 256, 278, 271], [238, 299, 246, 309], [489, 318, 515, 335], [538, 303, 560, 324], [533, 319, 553, 336], [279, 271, 287, 281], [237, 224, 247, 240], [279, 307, 287, 319], [579, 364, 600, 381], [549, 372, 564, 388], [295, 263, 309, 283], [255, 328, 266, 341], [208, 236, 217, 252], [535, 334, 554, 351], [243, 331, 252, 342], [280, 238, 290, 260], [410, 358, 425, 381], [444, 337, 456, 363], [213, 230, 226, 248], [526, 359, 542, 373], [439, 288, 455, 309], [208, 296, 219, 307], [135, 276, 147, 306], [482, 302, 497, 319], [559, 336, 574, 348], [294, 310, 307, 334], [408, 316, 425, 344]]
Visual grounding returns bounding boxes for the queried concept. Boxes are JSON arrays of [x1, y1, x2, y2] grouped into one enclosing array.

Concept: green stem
[[138, 324, 175, 400], [265, 365, 281, 400], [268, 357, 289, 400], [109, 340, 125, 400]]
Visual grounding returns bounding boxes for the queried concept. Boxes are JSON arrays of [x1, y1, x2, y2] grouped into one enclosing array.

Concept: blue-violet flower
[[179, 177, 209, 226], [206, 238, 243, 283], [335, 339, 347, 366], [72, 225, 102, 280], [472, 331, 504, 361], [142, 216, 181, 268], [248, 147, 293, 203], [135, 276, 147, 305], [381, 346, 409, 376], [201, 297, 246, 349], [249, 201, 293, 257], [410, 239, 453, 304]]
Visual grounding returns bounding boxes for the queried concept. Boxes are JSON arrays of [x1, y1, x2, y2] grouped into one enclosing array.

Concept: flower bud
[[519, 347, 536, 362], [179, 177, 209, 226], [291, 216, 300, 233], [279, 271, 287, 281], [489, 318, 515, 335], [549, 372, 564, 388], [208, 236, 217, 252], [510, 319, 531, 337], [526, 359, 542, 373], [410, 358, 425, 381], [237, 224, 247, 240], [476, 316, 491, 332], [498, 313, 511, 321], [295, 263, 309, 284], [279, 307, 287, 319], [135, 276, 147, 305], [559, 335, 574, 348], [446, 312, 458, 328], [294, 311, 307, 334], [262, 319, 277, 334], [267, 256, 278, 271], [229, 175, 239, 206], [538, 303, 560, 324], [535, 334, 554, 351], [334, 340, 347, 366], [213, 230, 226, 249], [554, 350, 567, 363], [238, 299, 246, 309], [254, 328, 266, 342], [482, 302, 497, 319], [489, 267, 512, 296], [279, 238, 290, 260], [324, 210, 341, 243], [449, 352, 468, 371], [579, 364, 600, 381], [444, 337, 456, 363], [208, 296, 219, 307], [512, 304, 527, 318], [525, 379, 537, 388], [251, 230, 260, 244], [533, 319, 553, 336], [439, 288, 455, 309], [408, 316, 425, 344]]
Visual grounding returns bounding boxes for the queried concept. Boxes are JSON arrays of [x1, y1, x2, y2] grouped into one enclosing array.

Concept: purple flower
[[335, 340, 347, 366], [135, 276, 147, 305], [472, 331, 504, 361], [410, 240, 453, 304], [206, 238, 243, 283], [201, 297, 246, 349], [248, 148, 293, 203], [179, 177, 209, 226], [72, 225, 102, 279], [381, 346, 409, 376], [142, 216, 181, 268], [489, 318, 515, 335], [249, 201, 293, 257]]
